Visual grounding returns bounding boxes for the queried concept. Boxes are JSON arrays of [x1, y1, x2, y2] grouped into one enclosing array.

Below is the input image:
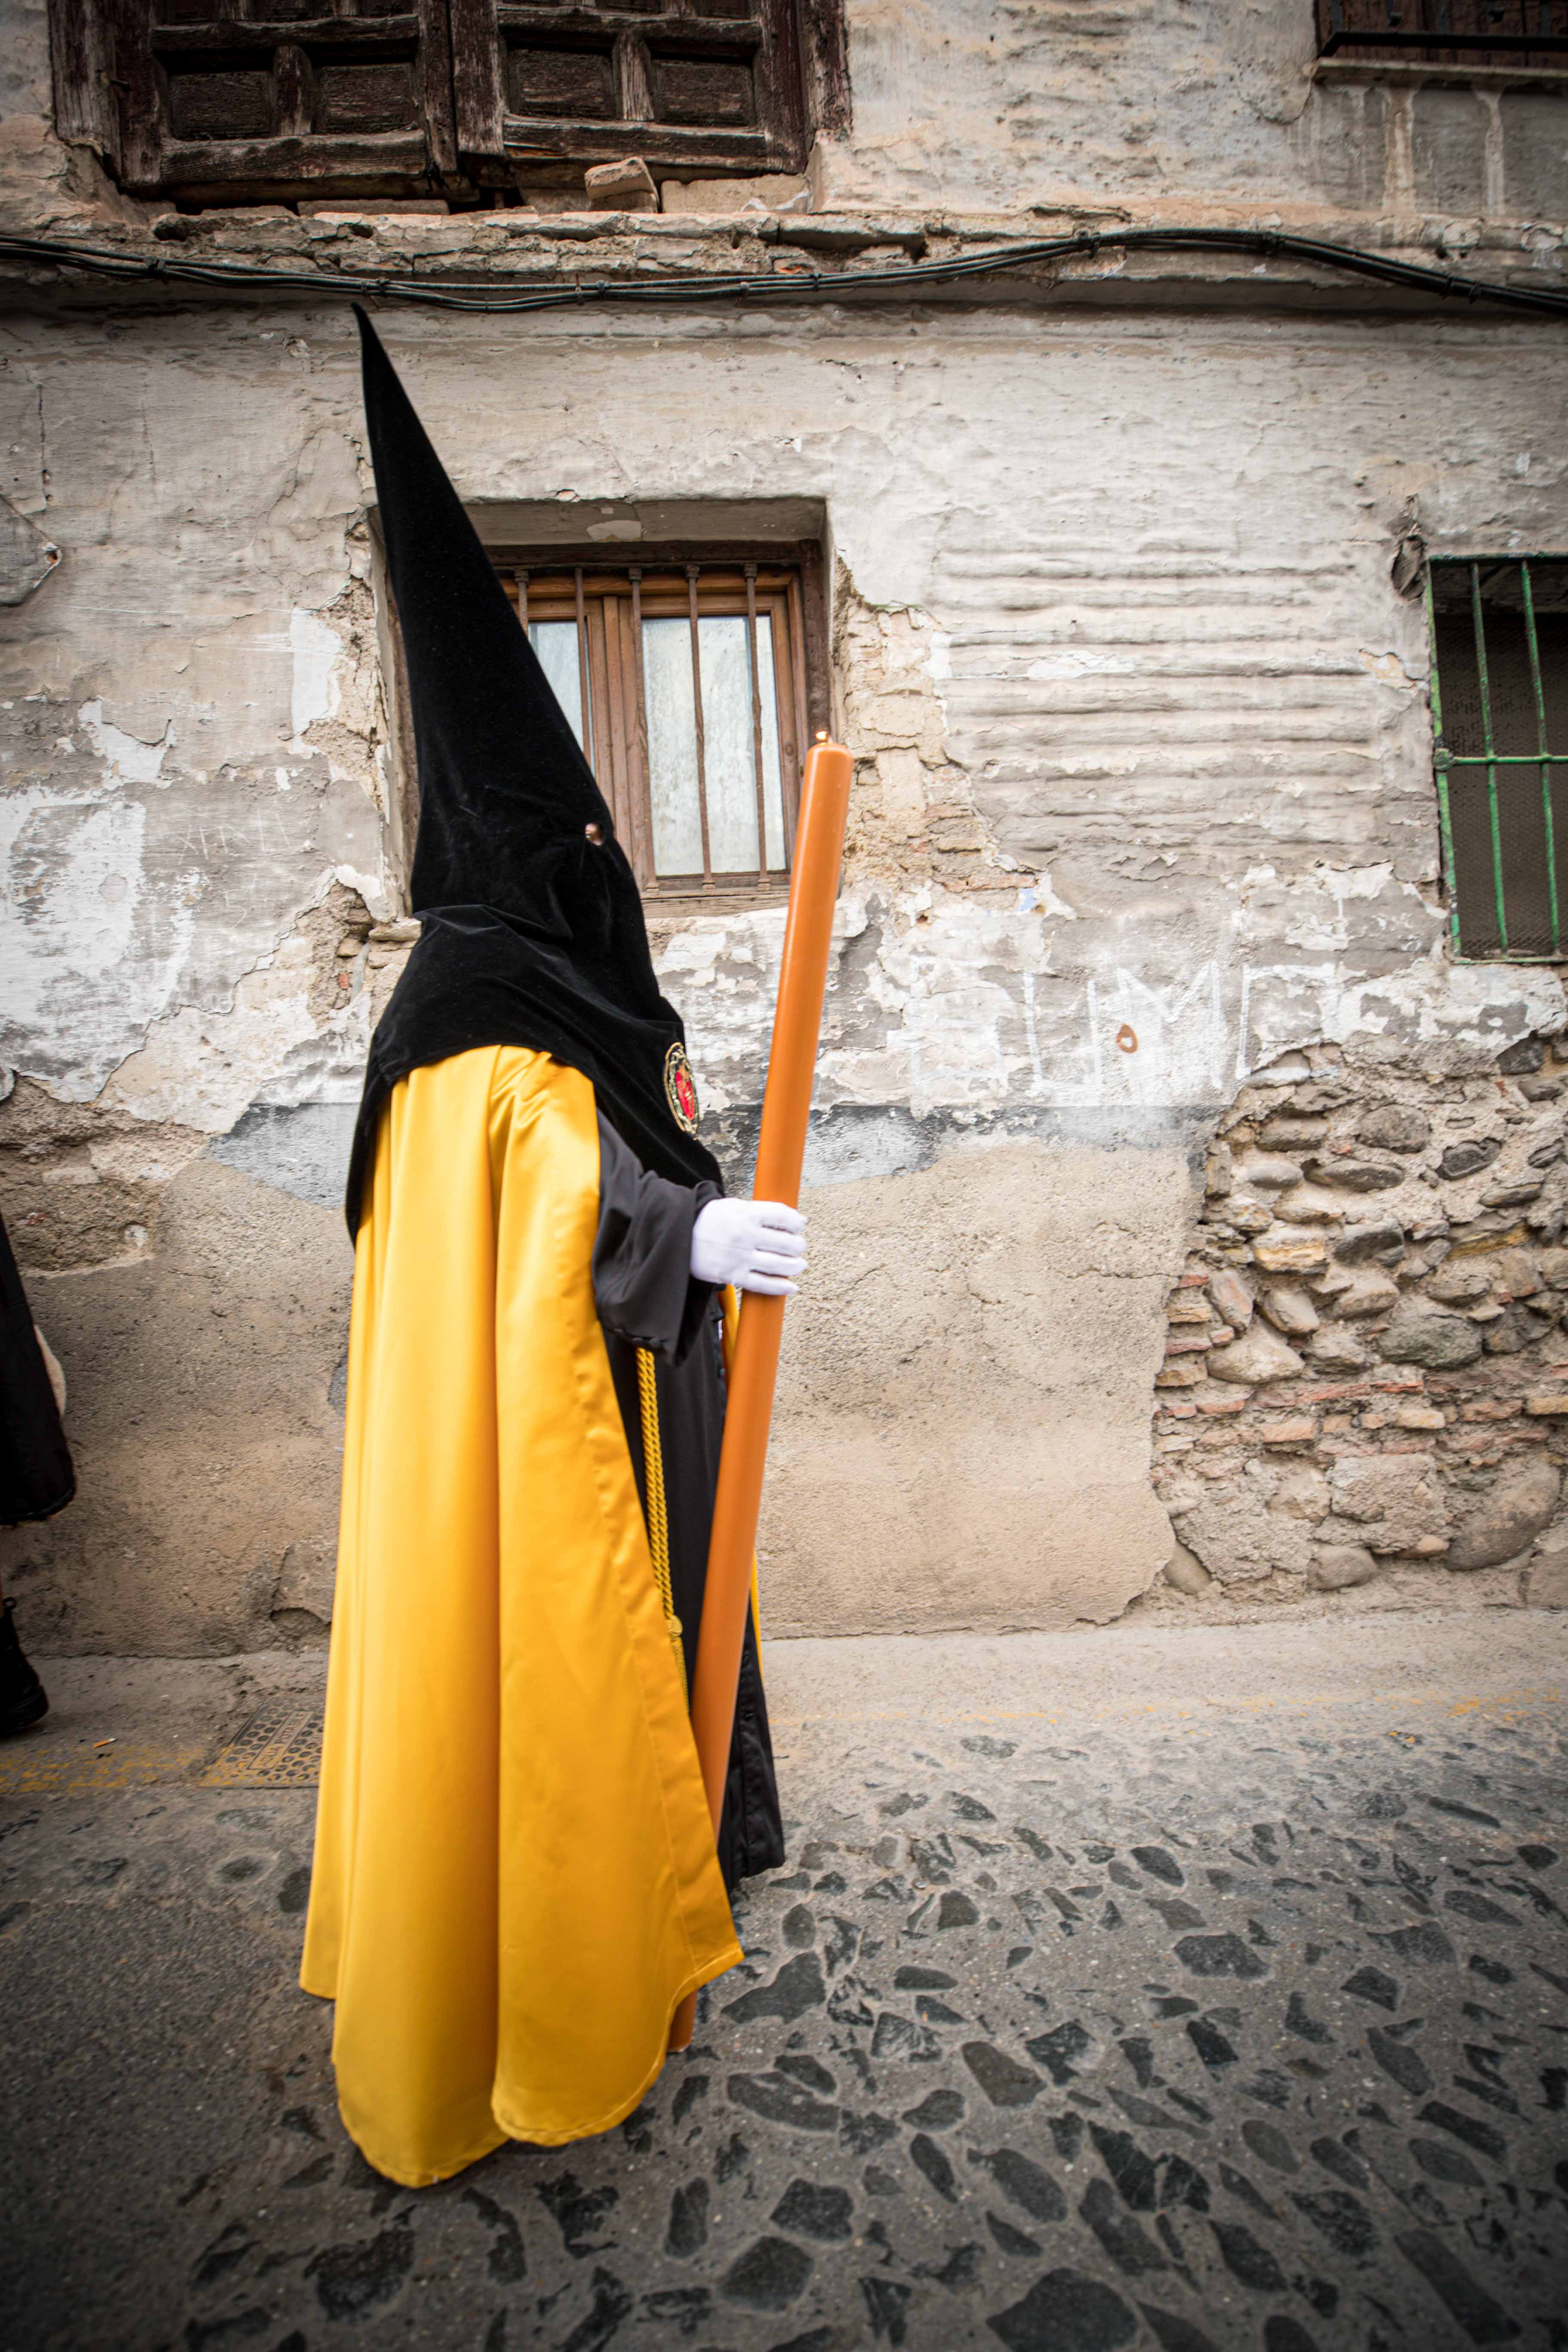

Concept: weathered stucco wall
[[4, 0, 1564, 248], [824, 0, 1568, 230], [2, 295, 1564, 1651]]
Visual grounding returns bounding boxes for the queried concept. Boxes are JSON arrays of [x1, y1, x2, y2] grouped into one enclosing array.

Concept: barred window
[[497, 551, 824, 902], [1427, 557, 1568, 961]]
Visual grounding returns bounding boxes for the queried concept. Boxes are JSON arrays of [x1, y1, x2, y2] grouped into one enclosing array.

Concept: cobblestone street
[[3, 1614, 1566, 2352]]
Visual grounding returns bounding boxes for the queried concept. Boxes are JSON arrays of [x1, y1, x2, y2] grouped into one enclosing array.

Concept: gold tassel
[[636, 1346, 685, 1687]]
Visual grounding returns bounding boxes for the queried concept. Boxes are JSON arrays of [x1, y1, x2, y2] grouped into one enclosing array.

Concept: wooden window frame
[[48, 0, 850, 207], [496, 544, 827, 905]]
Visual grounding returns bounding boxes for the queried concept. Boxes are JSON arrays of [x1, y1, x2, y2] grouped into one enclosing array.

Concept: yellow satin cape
[[300, 1044, 741, 2186]]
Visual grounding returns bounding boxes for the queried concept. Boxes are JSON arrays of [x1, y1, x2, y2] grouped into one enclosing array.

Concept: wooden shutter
[[50, 1, 847, 201], [49, 0, 459, 202], [451, 0, 811, 179]]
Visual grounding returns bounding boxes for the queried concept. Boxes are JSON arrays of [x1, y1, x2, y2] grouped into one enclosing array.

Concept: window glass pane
[[529, 619, 589, 758], [697, 614, 786, 873], [643, 616, 704, 876]]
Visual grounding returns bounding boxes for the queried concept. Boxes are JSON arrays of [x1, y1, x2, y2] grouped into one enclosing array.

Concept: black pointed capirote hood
[[356, 303, 616, 916], [343, 308, 724, 1227]]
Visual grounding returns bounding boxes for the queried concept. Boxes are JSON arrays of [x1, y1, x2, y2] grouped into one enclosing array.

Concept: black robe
[[592, 1119, 784, 1890], [0, 1212, 73, 1529]]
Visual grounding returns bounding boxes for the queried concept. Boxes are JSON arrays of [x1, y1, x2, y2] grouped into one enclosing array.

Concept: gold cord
[[720, 1287, 767, 1688], [636, 1346, 685, 1687]]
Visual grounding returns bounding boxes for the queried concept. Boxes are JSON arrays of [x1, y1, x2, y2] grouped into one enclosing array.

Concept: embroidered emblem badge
[[664, 1041, 700, 1136]]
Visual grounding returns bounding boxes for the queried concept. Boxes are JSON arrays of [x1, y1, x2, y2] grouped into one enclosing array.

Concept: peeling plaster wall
[[2, 296, 1566, 1651], [821, 0, 1568, 230], [4, 0, 1565, 258], [0, 322, 392, 1142]]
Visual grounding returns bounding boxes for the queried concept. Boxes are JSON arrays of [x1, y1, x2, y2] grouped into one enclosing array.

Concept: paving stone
[[6, 1639, 1568, 2350], [972, 2146, 1068, 2226], [986, 2210, 1041, 2257], [1288, 2188, 1377, 2262], [1141, 2306, 1224, 2352], [1079, 2177, 1170, 2276], [1417, 2101, 1508, 2162], [962, 2043, 1044, 2107], [860, 2273, 912, 2341], [1185, 2015, 1238, 2068], [723, 1952, 827, 2023], [910, 2133, 959, 2202], [1240, 2119, 1297, 2174], [987, 2268, 1137, 2352], [1174, 1932, 1269, 1978], [1393, 2227, 1522, 2344], [1262, 2321, 1321, 2352], [666, 2178, 710, 2257], [722, 2236, 813, 2310], [1409, 2137, 1485, 2187], [1209, 2217, 1287, 2292], [1088, 2125, 1158, 2210]]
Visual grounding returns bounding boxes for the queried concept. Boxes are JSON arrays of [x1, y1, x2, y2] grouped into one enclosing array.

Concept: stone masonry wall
[[1152, 1031, 1568, 1618]]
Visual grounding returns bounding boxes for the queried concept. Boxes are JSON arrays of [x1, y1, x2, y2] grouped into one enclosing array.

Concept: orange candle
[[670, 735, 853, 2052]]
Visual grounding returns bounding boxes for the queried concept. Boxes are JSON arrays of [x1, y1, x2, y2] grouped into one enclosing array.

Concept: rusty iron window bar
[[1427, 555, 1568, 962], [499, 555, 810, 900], [1317, 1, 1568, 61]]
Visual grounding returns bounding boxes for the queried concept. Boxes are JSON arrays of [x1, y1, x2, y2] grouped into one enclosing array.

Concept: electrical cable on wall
[[0, 224, 1565, 318]]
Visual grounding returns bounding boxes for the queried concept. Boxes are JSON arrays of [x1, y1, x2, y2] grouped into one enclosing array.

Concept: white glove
[[691, 1198, 808, 1296]]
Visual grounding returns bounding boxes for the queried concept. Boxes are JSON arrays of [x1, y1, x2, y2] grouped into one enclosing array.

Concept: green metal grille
[[1427, 556, 1568, 962]]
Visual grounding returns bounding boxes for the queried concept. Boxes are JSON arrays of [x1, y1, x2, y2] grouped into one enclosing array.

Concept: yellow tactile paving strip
[[198, 1695, 325, 1787], [0, 1736, 214, 1795], [0, 1696, 326, 1796]]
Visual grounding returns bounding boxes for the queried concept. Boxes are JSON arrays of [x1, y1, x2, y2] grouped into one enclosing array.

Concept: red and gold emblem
[[664, 1042, 700, 1136]]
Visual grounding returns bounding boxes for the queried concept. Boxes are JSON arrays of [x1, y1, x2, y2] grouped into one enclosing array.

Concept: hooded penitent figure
[[301, 311, 790, 2187]]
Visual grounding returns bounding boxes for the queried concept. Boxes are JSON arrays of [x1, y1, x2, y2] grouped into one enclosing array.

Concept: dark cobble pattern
[[3, 1692, 1566, 2348]]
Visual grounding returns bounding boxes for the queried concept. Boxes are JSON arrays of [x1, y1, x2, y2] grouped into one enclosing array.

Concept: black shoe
[[0, 1597, 48, 1736]]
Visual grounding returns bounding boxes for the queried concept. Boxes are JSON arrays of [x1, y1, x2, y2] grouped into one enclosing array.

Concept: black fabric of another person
[[0, 1211, 73, 1528], [591, 1118, 784, 1891]]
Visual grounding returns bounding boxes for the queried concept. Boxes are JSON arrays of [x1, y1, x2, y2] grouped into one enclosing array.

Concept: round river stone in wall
[[1334, 1220, 1405, 1265], [1207, 1268, 1255, 1328], [1305, 1156, 1403, 1191], [1310, 1543, 1379, 1592], [1439, 1137, 1503, 1181], [1252, 1226, 1327, 1274], [1446, 1459, 1561, 1572], [1378, 1311, 1484, 1370], [1259, 1285, 1319, 1337], [1357, 1104, 1432, 1152], [1206, 1322, 1305, 1384]]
